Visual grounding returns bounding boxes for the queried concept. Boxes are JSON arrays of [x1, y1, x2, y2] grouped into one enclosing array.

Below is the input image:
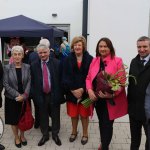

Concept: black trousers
[[95, 100, 114, 150], [147, 121, 150, 150], [129, 116, 149, 150], [33, 99, 40, 124], [39, 93, 60, 137]]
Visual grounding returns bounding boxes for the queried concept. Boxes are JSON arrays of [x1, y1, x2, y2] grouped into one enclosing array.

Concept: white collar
[[41, 58, 49, 64], [140, 54, 150, 63]]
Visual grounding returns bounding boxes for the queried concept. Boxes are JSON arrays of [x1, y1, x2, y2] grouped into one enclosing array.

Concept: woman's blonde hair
[[71, 36, 87, 51]]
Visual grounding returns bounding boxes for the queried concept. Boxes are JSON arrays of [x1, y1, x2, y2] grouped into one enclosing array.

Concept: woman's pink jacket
[[86, 55, 128, 120]]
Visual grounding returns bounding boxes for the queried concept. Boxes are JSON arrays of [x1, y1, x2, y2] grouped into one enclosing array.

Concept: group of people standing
[[0, 35, 150, 150]]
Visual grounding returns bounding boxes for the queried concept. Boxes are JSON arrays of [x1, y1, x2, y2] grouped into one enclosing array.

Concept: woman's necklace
[[76, 54, 83, 62], [15, 62, 22, 68]]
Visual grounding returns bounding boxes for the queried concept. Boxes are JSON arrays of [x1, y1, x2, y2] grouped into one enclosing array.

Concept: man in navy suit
[[128, 36, 150, 150], [31, 44, 63, 146]]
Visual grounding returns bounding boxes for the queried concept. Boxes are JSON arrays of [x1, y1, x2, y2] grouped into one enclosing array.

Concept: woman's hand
[[88, 89, 97, 101], [98, 91, 113, 99], [15, 95, 24, 102], [71, 88, 84, 99]]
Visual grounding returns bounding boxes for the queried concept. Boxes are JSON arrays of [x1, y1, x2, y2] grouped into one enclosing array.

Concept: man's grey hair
[[39, 39, 50, 48], [137, 36, 150, 45], [11, 45, 24, 55], [36, 44, 49, 51]]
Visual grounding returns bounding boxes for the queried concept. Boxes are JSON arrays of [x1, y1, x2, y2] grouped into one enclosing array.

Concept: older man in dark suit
[[31, 44, 63, 146]]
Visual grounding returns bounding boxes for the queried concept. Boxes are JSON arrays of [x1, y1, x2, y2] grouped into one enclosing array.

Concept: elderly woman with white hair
[[3, 45, 31, 148]]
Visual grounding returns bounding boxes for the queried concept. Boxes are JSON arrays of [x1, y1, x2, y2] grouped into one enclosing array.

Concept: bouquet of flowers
[[81, 65, 136, 108]]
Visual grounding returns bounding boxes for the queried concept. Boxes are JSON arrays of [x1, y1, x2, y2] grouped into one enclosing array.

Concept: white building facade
[[0, 0, 150, 65], [88, 0, 150, 66]]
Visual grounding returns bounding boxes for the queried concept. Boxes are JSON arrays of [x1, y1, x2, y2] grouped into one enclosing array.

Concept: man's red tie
[[43, 62, 50, 94]]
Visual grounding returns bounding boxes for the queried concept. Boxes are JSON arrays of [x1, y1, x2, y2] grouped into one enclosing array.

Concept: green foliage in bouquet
[[104, 64, 137, 91], [81, 98, 93, 108]]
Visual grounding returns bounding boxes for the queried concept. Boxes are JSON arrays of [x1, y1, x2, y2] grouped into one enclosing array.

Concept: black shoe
[[52, 135, 62, 146], [21, 139, 27, 146], [0, 144, 5, 150], [34, 121, 40, 129], [38, 136, 49, 146], [81, 136, 88, 145], [69, 133, 78, 142], [48, 126, 52, 132], [15, 140, 21, 148]]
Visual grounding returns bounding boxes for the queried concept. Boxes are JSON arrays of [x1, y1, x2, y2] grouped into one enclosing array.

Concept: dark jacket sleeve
[[61, 57, 72, 92], [30, 63, 36, 99], [58, 60, 66, 104], [0, 61, 3, 108]]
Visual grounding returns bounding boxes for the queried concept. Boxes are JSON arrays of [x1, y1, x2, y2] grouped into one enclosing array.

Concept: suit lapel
[[37, 60, 43, 86], [47, 59, 55, 88], [47, 59, 52, 78], [138, 59, 150, 74], [21, 63, 25, 85], [144, 59, 150, 68]]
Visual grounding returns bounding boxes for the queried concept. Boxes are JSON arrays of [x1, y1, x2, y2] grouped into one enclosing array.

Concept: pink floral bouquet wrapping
[[94, 71, 115, 105]]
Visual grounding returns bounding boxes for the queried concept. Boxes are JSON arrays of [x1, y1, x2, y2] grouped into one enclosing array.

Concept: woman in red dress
[[62, 36, 93, 145]]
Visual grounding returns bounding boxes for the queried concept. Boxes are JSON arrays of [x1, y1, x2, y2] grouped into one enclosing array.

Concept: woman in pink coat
[[86, 37, 128, 150]]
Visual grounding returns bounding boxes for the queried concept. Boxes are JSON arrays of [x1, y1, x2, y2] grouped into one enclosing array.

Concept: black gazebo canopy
[[0, 15, 64, 46]]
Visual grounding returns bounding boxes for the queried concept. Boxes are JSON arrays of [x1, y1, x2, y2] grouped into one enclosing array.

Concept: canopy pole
[[0, 38, 2, 61]]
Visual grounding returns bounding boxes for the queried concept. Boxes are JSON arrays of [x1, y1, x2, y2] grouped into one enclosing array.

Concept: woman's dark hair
[[96, 37, 115, 58]]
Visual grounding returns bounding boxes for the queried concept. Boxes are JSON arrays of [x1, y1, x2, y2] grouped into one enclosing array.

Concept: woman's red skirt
[[67, 101, 91, 117]]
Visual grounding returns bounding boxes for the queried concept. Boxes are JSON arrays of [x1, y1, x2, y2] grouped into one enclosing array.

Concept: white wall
[[0, 0, 83, 42], [88, 0, 150, 67]]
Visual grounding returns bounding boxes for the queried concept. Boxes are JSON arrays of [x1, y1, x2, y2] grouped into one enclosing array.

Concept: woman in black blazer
[[62, 36, 93, 145]]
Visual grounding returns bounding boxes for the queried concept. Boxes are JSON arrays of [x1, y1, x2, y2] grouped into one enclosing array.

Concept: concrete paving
[[0, 102, 147, 150]]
